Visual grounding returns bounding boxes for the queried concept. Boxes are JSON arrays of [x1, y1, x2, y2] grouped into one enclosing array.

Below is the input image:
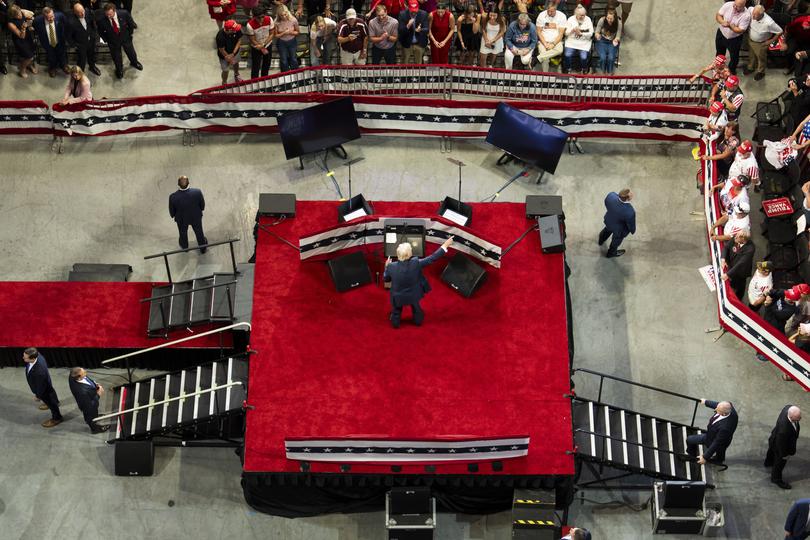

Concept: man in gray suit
[[168, 176, 208, 253]]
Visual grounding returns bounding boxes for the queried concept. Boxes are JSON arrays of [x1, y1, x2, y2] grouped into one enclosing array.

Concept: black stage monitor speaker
[[258, 193, 296, 217], [327, 251, 372, 292], [526, 195, 563, 219], [338, 193, 373, 222], [390, 487, 431, 515], [538, 216, 564, 254], [441, 253, 487, 297], [661, 481, 706, 512], [114, 440, 155, 476], [438, 197, 473, 226], [384, 219, 427, 258]]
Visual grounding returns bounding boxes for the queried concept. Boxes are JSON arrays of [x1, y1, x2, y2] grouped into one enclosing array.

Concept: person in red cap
[[690, 54, 727, 84], [712, 173, 750, 212], [720, 230, 755, 300], [717, 74, 744, 121], [703, 100, 728, 142], [216, 19, 243, 85], [398, 0, 430, 64], [715, 0, 751, 74], [207, 0, 238, 29], [763, 285, 801, 336], [783, 14, 810, 76], [729, 140, 760, 190]]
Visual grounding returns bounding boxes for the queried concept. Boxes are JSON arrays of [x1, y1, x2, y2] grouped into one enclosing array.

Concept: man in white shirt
[[536, 0, 566, 72], [745, 4, 783, 80], [710, 200, 750, 242]]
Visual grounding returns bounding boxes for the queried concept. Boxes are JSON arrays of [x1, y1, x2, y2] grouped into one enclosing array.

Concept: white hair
[[574, 4, 586, 16], [788, 405, 802, 421], [518, 13, 529, 23], [396, 242, 413, 261]]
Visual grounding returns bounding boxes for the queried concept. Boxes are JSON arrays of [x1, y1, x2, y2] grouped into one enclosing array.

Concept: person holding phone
[[384, 235, 454, 328]]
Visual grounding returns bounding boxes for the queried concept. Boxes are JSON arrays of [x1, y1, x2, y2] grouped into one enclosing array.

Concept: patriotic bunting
[[285, 435, 530, 462], [0, 101, 53, 135]]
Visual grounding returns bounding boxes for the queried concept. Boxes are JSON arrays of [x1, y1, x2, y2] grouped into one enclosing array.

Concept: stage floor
[[244, 201, 574, 477]]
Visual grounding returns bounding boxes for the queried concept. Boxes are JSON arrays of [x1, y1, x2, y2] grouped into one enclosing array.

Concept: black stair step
[[607, 407, 625, 465], [164, 373, 182, 427], [147, 285, 173, 332], [654, 420, 674, 477], [190, 277, 215, 324], [195, 365, 215, 420], [231, 357, 250, 382], [641, 418, 658, 474], [169, 281, 194, 327], [625, 413, 642, 470], [180, 368, 198, 424], [130, 382, 150, 436], [146, 377, 167, 433], [211, 273, 237, 320]]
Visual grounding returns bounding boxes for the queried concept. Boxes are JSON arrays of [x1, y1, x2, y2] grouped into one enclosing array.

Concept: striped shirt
[[728, 153, 760, 183]]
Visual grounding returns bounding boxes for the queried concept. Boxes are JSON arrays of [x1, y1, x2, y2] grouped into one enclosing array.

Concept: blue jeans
[[277, 38, 299, 72], [310, 36, 337, 66], [563, 46, 589, 72], [595, 37, 618, 74]]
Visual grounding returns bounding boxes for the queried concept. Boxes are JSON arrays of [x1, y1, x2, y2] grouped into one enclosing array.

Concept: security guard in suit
[[384, 235, 453, 328], [68, 367, 109, 434], [168, 175, 208, 253]]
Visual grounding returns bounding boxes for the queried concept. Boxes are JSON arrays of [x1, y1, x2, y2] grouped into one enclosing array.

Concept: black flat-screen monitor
[[279, 97, 361, 160], [486, 102, 568, 174], [661, 481, 706, 511], [384, 219, 426, 258]]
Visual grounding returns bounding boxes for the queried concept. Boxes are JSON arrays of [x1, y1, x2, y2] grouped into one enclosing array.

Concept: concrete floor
[[0, 0, 808, 538]]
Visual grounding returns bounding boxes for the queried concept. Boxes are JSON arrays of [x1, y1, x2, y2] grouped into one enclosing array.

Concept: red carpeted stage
[[0, 281, 231, 369], [243, 201, 574, 515]]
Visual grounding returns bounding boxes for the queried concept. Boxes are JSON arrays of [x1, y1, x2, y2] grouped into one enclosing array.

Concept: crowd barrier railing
[[193, 65, 712, 106], [702, 141, 810, 391]]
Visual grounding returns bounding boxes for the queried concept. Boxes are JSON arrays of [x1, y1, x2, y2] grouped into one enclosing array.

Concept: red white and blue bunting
[[0, 101, 53, 135], [285, 435, 530, 462]]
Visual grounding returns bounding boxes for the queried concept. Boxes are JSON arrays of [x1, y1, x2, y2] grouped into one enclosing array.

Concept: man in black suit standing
[[384, 235, 453, 328], [685, 398, 738, 465], [68, 367, 109, 433], [95, 1, 142, 79], [66, 2, 101, 75], [720, 230, 755, 300], [785, 499, 810, 540], [23, 347, 63, 428], [169, 175, 208, 253], [765, 404, 802, 489], [33, 6, 69, 77]]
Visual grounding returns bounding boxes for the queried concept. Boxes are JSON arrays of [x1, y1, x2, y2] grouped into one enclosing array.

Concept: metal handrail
[[101, 321, 251, 365], [140, 280, 237, 303], [143, 238, 240, 260], [93, 381, 243, 422], [572, 367, 703, 427]]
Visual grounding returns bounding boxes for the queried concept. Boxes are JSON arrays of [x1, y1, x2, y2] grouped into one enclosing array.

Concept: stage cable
[[257, 216, 301, 252], [500, 223, 539, 257]]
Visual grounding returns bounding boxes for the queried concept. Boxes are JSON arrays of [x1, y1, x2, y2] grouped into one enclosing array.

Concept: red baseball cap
[[714, 54, 726, 66], [786, 288, 801, 302], [408, 0, 419, 11], [726, 75, 739, 88], [224, 19, 242, 32], [794, 283, 810, 296], [730, 176, 743, 188], [737, 140, 752, 154], [710, 101, 724, 114]]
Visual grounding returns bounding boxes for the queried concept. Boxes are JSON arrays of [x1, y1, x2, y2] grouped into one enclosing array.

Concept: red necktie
[[111, 17, 119, 34]]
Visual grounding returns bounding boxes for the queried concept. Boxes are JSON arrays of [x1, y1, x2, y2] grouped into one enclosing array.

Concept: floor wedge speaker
[[538, 215, 565, 253], [114, 440, 155, 476], [328, 251, 372, 292], [441, 253, 487, 297]]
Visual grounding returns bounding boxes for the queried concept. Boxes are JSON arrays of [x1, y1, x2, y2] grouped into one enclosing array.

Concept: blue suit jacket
[[33, 12, 67, 51], [25, 354, 53, 399], [786, 499, 810, 539], [701, 400, 738, 461], [603, 192, 636, 236], [384, 247, 446, 307], [69, 376, 99, 414], [398, 10, 429, 48], [169, 188, 205, 225]]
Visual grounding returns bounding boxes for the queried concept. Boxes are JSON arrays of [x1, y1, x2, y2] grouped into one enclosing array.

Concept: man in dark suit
[[685, 398, 738, 465], [66, 2, 101, 75], [765, 404, 802, 489], [721, 230, 755, 300], [68, 367, 109, 433], [33, 6, 69, 77], [598, 188, 636, 258], [95, 1, 142, 79], [785, 499, 810, 540], [169, 175, 208, 253], [23, 347, 63, 428], [384, 235, 453, 328]]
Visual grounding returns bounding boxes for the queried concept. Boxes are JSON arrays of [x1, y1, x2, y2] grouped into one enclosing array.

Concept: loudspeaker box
[[441, 253, 487, 297], [114, 440, 155, 477], [327, 251, 372, 292]]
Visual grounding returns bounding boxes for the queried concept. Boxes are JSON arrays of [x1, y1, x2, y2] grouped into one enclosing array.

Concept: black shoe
[[598, 234, 607, 246], [606, 249, 626, 258], [0, 64, 7, 75], [754, 72, 764, 81], [89, 65, 101, 76], [772, 479, 791, 489], [115, 69, 124, 79], [91, 424, 110, 434], [131, 61, 143, 71]]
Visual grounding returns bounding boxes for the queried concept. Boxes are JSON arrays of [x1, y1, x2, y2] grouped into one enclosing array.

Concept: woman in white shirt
[[478, 10, 506, 68], [563, 4, 593, 74], [310, 15, 337, 65], [747, 261, 773, 313]]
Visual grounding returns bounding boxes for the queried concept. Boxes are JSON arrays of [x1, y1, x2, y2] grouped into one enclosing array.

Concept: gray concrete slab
[[0, 0, 808, 538]]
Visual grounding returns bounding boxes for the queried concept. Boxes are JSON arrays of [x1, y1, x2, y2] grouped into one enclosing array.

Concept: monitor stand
[[495, 152, 545, 185], [298, 144, 348, 171]]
